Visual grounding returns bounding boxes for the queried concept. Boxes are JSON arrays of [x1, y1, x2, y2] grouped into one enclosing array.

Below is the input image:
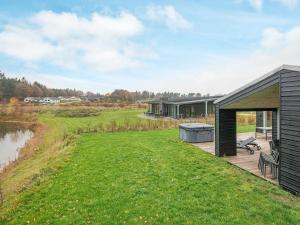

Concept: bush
[[54, 109, 101, 118]]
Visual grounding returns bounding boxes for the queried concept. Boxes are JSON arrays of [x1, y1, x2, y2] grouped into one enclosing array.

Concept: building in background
[[146, 96, 223, 118]]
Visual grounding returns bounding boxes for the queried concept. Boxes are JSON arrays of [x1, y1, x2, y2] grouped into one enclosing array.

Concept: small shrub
[[54, 109, 101, 118]]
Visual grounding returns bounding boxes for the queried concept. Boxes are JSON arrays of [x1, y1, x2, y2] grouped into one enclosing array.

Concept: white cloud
[[237, 0, 298, 10], [0, 10, 155, 72], [261, 26, 300, 49], [146, 5, 192, 31], [276, 0, 297, 9], [261, 27, 284, 48], [248, 0, 263, 10], [22, 72, 118, 93], [142, 24, 300, 95], [0, 25, 57, 61]]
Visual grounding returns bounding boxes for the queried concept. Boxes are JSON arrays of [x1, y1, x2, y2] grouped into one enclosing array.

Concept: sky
[[1, 0, 300, 95]]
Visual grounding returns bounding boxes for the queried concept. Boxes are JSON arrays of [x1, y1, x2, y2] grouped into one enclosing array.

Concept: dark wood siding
[[272, 110, 278, 140], [256, 111, 264, 127], [215, 108, 236, 156], [280, 70, 300, 194]]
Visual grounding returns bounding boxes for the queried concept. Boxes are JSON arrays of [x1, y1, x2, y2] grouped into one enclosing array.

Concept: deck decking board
[[193, 132, 279, 184]]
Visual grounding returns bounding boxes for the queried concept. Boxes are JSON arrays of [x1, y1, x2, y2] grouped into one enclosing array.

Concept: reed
[[0, 181, 3, 206]]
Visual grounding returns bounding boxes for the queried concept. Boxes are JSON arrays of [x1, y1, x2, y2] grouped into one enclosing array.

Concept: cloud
[[19, 72, 118, 93], [276, 0, 298, 9], [248, 0, 263, 10], [237, 0, 298, 10], [0, 10, 155, 72], [0, 25, 56, 61], [261, 27, 284, 48], [260, 26, 300, 49], [146, 5, 192, 31], [143, 24, 300, 95]]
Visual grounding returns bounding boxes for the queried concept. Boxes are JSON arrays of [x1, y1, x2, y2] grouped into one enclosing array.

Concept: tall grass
[[237, 113, 256, 126], [0, 104, 145, 122], [73, 113, 256, 135], [75, 115, 216, 134], [0, 181, 3, 206]]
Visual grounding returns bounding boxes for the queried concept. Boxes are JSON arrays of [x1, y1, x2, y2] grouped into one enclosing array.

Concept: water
[[0, 122, 33, 168]]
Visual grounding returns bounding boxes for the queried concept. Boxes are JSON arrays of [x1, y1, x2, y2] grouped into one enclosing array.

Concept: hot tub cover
[[179, 123, 214, 131]]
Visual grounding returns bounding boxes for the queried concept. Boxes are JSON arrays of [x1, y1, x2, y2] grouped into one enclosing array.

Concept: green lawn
[[40, 108, 146, 133], [237, 124, 256, 133], [1, 130, 299, 225], [0, 108, 146, 201]]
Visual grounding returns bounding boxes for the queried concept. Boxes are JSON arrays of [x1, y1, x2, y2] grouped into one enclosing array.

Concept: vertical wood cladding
[[280, 70, 300, 194], [272, 110, 278, 141], [215, 108, 236, 157], [256, 111, 264, 127]]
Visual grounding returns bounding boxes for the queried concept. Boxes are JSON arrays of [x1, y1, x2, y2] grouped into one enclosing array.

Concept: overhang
[[164, 97, 221, 105], [215, 64, 300, 109]]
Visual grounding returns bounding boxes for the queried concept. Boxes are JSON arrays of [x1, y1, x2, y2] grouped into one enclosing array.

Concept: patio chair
[[237, 137, 261, 154], [269, 140, 280, 153], [258, 152, 266, 175], [258, 148, 279, 178]]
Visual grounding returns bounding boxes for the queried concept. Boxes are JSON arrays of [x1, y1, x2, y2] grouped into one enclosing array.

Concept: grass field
[[0, 108, 146, 200], [1, 130, 299, 225], [45, 108, 146, 133], [237, 124, 256, 133], [1, 108, 298, 224]]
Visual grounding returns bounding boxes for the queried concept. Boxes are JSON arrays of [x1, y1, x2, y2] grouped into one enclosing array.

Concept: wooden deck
[[193, 132, 278, 184]]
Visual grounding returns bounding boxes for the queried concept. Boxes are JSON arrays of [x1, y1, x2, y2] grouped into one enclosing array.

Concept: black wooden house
[[147, 96, 222, 118], [214, 65, 300, 194]]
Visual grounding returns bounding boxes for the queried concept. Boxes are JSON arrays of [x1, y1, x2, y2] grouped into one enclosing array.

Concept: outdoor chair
[[258, 147, 279, 179], [269, 139, 280, 153], [258, 152, 266, 175], [237, 137, 261, 154]]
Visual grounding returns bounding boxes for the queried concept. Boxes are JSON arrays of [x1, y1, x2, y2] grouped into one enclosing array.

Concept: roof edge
[[214, 64, 300, 104]]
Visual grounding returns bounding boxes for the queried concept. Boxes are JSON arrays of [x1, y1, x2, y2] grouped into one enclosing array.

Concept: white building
[[24, 97, 60, 104]]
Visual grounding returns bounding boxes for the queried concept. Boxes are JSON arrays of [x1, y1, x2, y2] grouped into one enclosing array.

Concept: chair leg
[[271, 165, 274, 178], [270, 164, 278, 179]]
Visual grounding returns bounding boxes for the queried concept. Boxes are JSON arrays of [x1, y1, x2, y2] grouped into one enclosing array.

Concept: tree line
[[0, 72, 84, 101], [0, 71, 211, 103], [99, 90, 209, 103]]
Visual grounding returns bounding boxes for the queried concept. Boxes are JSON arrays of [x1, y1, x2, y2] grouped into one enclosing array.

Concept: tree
[[0, 73, 85, 100], [32, 84, 43, 97]]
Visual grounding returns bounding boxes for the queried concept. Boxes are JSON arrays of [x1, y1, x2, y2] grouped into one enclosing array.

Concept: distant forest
[[0, 71, 210, 102], [0, 72, 84, 100]]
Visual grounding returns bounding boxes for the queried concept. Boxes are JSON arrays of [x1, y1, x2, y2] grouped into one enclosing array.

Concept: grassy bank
[[0, 108, 256, 200], [0, 108, 145, 200], [0, 108, 274, 224], [1, 130, 299, 224]]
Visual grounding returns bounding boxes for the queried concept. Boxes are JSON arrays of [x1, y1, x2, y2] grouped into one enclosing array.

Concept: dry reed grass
[[75, 115, 216, 134], [74, 113, 256, 135], [237, 113, 256, 125]]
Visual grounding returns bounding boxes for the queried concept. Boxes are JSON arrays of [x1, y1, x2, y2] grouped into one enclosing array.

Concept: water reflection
[[0, 122, 33, 168]]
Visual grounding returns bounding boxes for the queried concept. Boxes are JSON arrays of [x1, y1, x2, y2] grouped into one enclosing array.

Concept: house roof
[[214, 64, 300, 105], [148, 95, 223, 105]]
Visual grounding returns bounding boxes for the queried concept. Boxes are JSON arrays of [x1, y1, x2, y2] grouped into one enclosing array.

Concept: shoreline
[[0, 121, 43, 175], [0, 120, 35, 124]]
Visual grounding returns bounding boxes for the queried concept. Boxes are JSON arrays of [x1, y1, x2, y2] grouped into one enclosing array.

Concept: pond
[[0, 122, 33, 169]]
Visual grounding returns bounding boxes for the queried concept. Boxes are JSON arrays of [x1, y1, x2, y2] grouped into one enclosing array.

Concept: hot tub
[[179, 123, 214, 143]]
